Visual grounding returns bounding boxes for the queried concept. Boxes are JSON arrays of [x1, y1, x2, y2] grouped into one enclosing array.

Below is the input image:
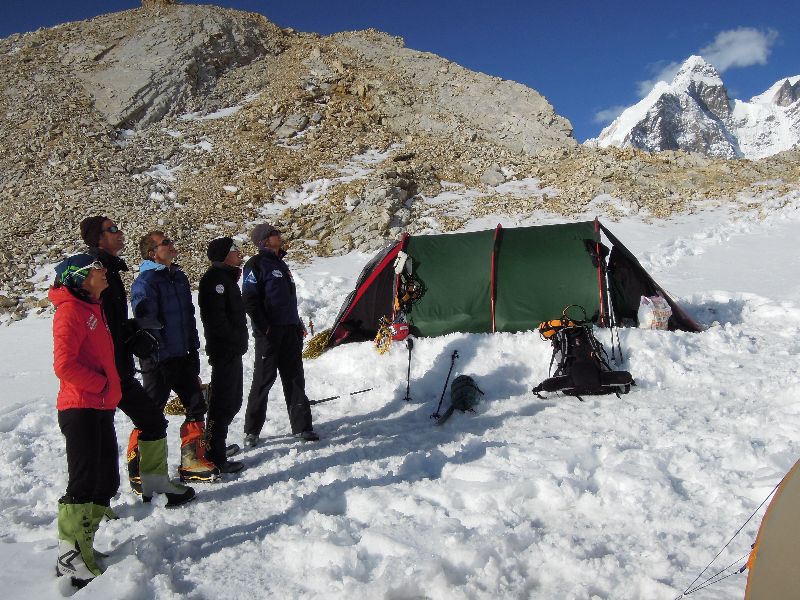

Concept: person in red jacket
[[51, 253, 121, 589]]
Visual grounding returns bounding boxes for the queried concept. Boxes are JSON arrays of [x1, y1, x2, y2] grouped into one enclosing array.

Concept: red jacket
[[50, 286, 121, 411]]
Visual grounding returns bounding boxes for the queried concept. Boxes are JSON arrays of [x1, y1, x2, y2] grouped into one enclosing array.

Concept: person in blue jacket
[[131, 231, 218, 482], [242, 223, 317, 446]]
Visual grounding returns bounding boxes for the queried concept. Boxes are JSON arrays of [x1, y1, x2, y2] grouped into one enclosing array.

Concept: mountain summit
[[590, 55, 800, 159]]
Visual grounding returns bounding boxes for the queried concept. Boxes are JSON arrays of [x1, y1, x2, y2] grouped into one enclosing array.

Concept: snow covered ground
[[2, 187, 800, 599]]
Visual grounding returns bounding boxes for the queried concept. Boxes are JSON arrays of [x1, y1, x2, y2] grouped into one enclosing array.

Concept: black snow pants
[[141, 352, 206, 421], [58, 408, 120, 506], [116, 375, 168, 442], [206, 352, 244, 464], [244, 325, 313, 436]]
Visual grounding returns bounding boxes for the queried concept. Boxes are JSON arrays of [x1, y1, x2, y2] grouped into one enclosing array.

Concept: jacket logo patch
[[215, 284, 225, 294], [272, 270, 283, 278], [244, 271, 257, 284], [87, 314, 98, 331]]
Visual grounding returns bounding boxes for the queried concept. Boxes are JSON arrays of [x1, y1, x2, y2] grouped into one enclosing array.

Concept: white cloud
[[699, 27, 779, 72], [634, 27, 779, 97], [593, 105, 627, 124]]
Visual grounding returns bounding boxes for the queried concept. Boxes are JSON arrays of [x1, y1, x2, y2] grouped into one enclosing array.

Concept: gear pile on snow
[[532, 307, 633, 400]]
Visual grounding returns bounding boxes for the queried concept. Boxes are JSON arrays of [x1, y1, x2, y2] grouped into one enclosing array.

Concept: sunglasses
[[103, 225, 121, 234], [61, 261, 104, 283], [155, 238, 174, 247], [77, 260, 105, 273]]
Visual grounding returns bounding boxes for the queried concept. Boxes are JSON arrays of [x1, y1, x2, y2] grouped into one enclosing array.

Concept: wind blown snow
[[2, 189, 800, 599]]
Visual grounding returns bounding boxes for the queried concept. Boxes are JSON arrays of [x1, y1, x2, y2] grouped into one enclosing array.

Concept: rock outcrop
[[66, 5, 285, 127]]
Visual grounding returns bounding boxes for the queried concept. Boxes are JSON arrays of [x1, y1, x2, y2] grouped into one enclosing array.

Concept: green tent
[[326, 219, 698, 347]]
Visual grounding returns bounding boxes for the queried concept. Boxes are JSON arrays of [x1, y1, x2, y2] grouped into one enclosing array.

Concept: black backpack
[[532, 308, 633, 400]]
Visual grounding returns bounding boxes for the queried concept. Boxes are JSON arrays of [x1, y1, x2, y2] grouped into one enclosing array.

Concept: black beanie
[[80, 215, 107, 248], [207, 237, 234, 262]]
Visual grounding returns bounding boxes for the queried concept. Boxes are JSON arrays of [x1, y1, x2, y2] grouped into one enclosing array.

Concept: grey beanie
[[250, 223, 279, 247]]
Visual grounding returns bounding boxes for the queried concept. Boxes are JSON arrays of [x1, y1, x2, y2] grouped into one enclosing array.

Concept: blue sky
[[3, 0, 798, 141]]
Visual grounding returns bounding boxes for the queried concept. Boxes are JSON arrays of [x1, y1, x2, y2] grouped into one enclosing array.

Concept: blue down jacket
[[131, 260, 200, 361]]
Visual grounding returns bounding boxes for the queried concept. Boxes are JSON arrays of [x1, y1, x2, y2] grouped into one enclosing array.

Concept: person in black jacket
[[241, 223, 317, 446], [80, 216, 194, 507], [198, 237, 247, 473]]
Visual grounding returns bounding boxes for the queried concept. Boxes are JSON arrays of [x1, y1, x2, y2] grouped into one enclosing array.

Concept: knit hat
[[54, 253, 99, 290], [79, 215, 108, 248], [207, 237, 235, 262], [250, 223, 279, 247]]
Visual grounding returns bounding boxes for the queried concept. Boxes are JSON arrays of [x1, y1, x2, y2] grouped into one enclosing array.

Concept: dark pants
[[141, 353, 206, 421], [244, 325, 313, 436], [58, 409, 120, 506], [117, 375, 168, 441], [206, 353, 244, 464]]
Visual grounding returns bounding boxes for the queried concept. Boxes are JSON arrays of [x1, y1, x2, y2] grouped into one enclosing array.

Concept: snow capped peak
[[589, 82, 671, 148], [590, 55, 800, 159], [672, 54, 724, 90], [747, 75, 800, 107], [670, 55, 727, 94]]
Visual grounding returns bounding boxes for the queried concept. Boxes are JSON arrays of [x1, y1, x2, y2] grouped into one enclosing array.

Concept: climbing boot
[[126, 428, 142, 495], [178, 420, 219, 482], [139, 437, 196, 507]]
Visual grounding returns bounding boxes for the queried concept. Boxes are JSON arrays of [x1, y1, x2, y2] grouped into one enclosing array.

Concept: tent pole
[[490, 224, 503, 333], [594, 217, 607, 327]]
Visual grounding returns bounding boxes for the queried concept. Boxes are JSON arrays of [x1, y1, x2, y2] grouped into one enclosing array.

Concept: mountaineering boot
[[226, 444, 241, 458], [215, 459, 245, 474], [56, 500, 102, 588], [126, 428, 142, 495], [243, 433, 259, 448], [206, 419, 245, 474], [294, 430, 320, 442], [139, 437, 196, 507], [178, 420, 220, 482]]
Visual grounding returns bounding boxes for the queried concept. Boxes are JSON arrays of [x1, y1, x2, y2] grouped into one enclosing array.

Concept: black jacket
[[242, 248, 301, 336], [198, 263, 249, 357], [87, 247, 135, 378]]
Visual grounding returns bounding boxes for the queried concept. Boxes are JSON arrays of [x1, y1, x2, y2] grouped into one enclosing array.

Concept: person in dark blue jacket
[[131, 231, 218, 482], [242, 223, 317, 446]]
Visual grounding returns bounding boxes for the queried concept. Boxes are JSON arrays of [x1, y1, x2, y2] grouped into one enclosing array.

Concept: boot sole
[[217, 463, 245, 474], [143, 490, 197, 507], [178, 472, 220, 483]]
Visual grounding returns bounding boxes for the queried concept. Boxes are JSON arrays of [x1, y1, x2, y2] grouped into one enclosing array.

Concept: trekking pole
[[309, 388, 373, 406], [403, 337, 414, 402], [431, 350, 458, 419]]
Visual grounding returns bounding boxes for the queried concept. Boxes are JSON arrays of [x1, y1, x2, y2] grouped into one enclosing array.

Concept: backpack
[[450, 375, 484, 411], [434, 373, 484, 425], [532, 307, 633, 400]]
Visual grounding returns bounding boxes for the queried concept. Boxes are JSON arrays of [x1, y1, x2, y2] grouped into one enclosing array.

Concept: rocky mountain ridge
[[1, 3, 799, 320], [591, 55, 800, 159]]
